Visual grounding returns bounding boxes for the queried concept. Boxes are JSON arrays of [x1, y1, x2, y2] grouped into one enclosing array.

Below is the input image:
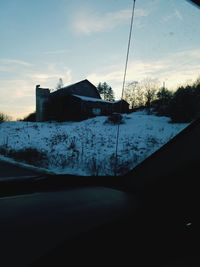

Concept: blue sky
[[0, 0, 200, 119]]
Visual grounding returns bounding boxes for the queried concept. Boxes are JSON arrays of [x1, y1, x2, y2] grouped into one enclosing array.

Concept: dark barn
[[36, 79, 129, 122], [49, 94, 116, 121]]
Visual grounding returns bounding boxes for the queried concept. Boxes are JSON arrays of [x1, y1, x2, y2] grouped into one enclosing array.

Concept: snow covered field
[[0, 111, 188, 176]]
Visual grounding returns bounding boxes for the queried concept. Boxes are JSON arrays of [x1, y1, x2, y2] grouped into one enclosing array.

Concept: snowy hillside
[[0, 112, 188, 176]]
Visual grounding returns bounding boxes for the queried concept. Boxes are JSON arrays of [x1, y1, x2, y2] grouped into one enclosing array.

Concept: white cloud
[[87, 48, 200, 99], [0, 59, 32, 67], [162, 8, 183, 22], [43, 49, 71, 55], [0, 79, 36, 119], [174, 9, 183, 21], [1, 48, 199, 119], [0, 59, 33, 73], [72, 7, 150, 35], [0, 60, 72, 119], [26, 67, 72, 89]]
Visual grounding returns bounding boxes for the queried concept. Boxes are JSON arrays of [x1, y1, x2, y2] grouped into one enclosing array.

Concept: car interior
[[0, 0, 199, 266]]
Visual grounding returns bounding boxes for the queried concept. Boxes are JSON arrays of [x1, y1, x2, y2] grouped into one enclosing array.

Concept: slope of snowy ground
[[0, 112, 188, 176]]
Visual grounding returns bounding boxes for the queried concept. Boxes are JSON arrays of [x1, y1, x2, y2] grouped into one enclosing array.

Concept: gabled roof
[[61, 79, 94, 90], [72, 94, 115, 104], [51, 79, 101, 99]]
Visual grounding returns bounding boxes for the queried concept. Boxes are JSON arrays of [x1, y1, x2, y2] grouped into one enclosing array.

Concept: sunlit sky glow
[[0, 0, 200, 119]]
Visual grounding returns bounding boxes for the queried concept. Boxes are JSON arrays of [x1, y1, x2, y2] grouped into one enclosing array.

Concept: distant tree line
[[7, 77, 200, 123], [167, 77, 200, 122], [124, 78, 159, 112], [124, 76, 200, 123], [23, 112, 36, 122], [0, 112, 11, 122]]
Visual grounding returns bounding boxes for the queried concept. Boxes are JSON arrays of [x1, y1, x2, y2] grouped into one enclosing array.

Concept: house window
[[92, 108, 101, 116]]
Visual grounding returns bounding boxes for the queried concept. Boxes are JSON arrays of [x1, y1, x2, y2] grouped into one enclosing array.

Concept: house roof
[[61, 79, 92, 90], [72, 94, 115, 104], [72, 94, 129, 105], [51, 79, 101, 98]]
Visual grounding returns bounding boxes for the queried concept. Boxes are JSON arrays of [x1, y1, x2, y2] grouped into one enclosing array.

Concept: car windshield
[[0, 0, 200, 180]]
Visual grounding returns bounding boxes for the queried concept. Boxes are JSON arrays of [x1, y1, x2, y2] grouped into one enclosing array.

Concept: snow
[[73, 94, 114, 103], [0, 112, 188, 176]]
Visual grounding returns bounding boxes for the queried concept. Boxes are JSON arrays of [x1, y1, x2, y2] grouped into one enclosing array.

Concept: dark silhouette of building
[[36, 79, 129, 121]]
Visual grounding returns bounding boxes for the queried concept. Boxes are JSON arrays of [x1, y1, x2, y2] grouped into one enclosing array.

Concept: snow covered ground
[[0, 111, 188, 176]]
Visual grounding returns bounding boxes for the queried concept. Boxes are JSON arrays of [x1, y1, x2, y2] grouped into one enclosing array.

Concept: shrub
[[0, 145, 7, 155], [8, 148, 47, 167], [105, 113, 124, 124]]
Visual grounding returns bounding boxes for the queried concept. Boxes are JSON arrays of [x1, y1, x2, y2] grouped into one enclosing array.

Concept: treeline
[[125, 77, 200, 123], [0, 112, 11, 122], [2, 78, 200, 123]]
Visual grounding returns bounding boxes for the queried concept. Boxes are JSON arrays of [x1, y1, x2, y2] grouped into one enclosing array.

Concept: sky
[[0, 0, 200, 119]]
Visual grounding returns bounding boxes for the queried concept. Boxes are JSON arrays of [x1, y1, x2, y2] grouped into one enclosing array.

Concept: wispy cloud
[[87, 48, 200, 98], [162, 8, 183, 22], [0, 79, 36, 119], [1, 48, 199, 118], [0, 59, 32, 67], [0, 60, 72, 119], [0, 59, 33, 73], [174, 9, 183, 20], [43, 49, 71, 55], [25, 63, 72, 87], [72, 7, 150, 35]]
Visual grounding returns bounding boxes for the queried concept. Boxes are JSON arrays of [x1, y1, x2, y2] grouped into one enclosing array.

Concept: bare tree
[[124, 81, 144, 108], [124, 78, 159, 111], [140, 78, 159, 111], [0, 112, 12, 122]]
